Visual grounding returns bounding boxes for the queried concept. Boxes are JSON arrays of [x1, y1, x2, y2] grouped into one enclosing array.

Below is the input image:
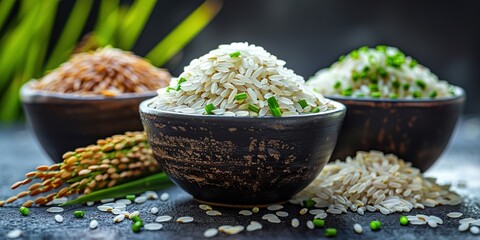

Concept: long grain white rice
[[306, 220, 314, 229], [246, 221, 262, 231], [204, 228, 218, 238], [292, 151, 462, 215], [176, 216, 194, 223], [239, 210, 253, 216], [46, 207, 64, 213], [89, 220, 98, 229], [54, 214, 63, 223], [291, 218, 300, 228], [6, 229, 22, 239], [459, 223, 470, 231], [156, 215, 172, 223], [151, 42, 333, 116], [144, 223, 163, 231], [353, 223, 363, 234], [206, 210, 222, 216], [471, 226, 480, 235]]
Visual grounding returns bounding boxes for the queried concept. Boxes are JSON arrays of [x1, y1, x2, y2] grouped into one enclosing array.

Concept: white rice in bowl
[[150, 42, 334, 116], [308, 46, 457, 99]]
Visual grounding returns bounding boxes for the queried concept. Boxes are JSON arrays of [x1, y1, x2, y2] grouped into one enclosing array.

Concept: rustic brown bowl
[[327, 86, 465, 172], [140, 98, 346, 207], [20, 82, 157, 163]]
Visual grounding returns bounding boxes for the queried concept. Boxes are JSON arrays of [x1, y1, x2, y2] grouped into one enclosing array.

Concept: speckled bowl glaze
[[140, 99, 346, 207], [21, 82, 157, 163], [327, 86, 465, 172]]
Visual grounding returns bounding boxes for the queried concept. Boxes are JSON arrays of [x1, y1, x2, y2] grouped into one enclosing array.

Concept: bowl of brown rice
[[21, 48, 171, 162]]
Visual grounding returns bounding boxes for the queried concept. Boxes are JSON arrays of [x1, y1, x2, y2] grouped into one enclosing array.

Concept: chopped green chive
[[74, 210, 85, 218], [350, 50, 359, 59], [415, 79, 426, 90], [338, 55, 346, 62], [248, 104, 260, 113], [176, 77, 187, 91], [303, 199, 315, 208], [311, 107, 320, 113], [229, 51, 241, 58], [392, 80, 400, 88], [368, 83, 379, 92], [400, 216, 409, 226], [369, 73, 378, 83], [333, 81, 342, 89], [205, 103, 215, 114], [429, 91, 437, 98], [325, 228, 337, 237], [403, 83, 410, 91], [370, 92, 381, 98], [352, 71, 360, 81], [370, 220, 382, 231], [341, 88, 353, 96], [126, 195, 135, 202], [355, 93, 365, 97], [409, 59, 418, 68], [132, 221, 142, 233], [131, 216, 143, 225], [19, 207, 29, 216], [235, 93, 247, 100], [298, 99, 308, 109], [368, 55, 377, 65], [413, 91, 422, 98], [362, 66, 370, 73], [386, 52, 406, 68], [359, 46, 369, 52], [377, 67, 387, 77], [389, 93, 398, 99], [376, 45, 387, 53], [267, 96, 282, 117], [313, 219, 325, 228], [166, 86, 175, 92]]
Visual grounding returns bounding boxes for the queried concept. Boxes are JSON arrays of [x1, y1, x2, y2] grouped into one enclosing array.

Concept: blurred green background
[[0, 0, 222, 122]]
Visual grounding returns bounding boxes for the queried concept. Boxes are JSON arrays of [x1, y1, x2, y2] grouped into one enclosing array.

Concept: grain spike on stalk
[[0, 131, 159, 207]]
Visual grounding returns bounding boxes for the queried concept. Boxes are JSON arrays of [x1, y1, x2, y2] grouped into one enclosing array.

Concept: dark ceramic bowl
[[20, 82, 157, 163], [140, 98, 346, 207], [327, 86, 465, 172]]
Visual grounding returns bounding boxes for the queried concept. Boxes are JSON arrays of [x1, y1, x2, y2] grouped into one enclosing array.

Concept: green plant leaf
[[95, 0, 119, 29], [45, 0, 94, 71], [146, 0, 222, 67], [61, 172, 172, 206], [117, 0, 157, 50], [93, 6, 120, 47], [0, 0, 15, 31]]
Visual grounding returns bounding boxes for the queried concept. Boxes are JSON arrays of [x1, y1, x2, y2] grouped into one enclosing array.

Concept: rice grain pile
[[292, 151, 462, 215], [31, 48, 171, 96], [150, 42, 333, 116], [308, 46, 456, 99]]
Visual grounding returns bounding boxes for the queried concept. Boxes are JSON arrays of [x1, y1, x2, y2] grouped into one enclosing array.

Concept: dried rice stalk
[[0, 131, 158, 207], [31, 48, 170, 96]]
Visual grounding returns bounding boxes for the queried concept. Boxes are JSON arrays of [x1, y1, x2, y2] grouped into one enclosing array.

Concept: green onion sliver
[[19, 207, 29, 216], [313, 219, 325, 228], [267, 96, 281, 116], [415, 79, 426, 90], [235, 92, 247, 100], [74, 210, 85, 218], [248, 104, 260, 113], [229, 51, 241, 58], [399, 216, 409, 226], [311, 107, 320, 113], [325, 228, 337, 237], [205, 103, 215, 114], [298, 99, 308, 109], [370, 220, 382, 231], [303, 199, 315, 208], [176, 77, 187, 91]]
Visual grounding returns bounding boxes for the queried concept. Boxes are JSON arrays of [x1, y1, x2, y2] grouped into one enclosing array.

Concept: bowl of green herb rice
[[307, 45, 465, 171]]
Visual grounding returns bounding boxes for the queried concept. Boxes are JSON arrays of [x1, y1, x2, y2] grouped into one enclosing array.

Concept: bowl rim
[[323, 85, 465, 104], [140, 97, 346, 120], [20, 80, 158, 102]]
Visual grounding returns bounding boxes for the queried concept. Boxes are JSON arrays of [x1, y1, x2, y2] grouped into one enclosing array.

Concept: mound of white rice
[[308, 46, 456, 99], [292, 151, 462, 215], [150, 42, 333, 116]]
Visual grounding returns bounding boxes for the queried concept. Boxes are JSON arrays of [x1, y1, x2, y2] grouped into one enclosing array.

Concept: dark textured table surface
[[1, 116, 480, 240]]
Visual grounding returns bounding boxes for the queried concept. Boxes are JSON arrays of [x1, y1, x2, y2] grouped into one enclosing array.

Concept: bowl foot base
[[194, 198, 288, 209]]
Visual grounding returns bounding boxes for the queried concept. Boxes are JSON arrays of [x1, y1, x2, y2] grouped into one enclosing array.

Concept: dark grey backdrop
[[54, 0, 480, 113]]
